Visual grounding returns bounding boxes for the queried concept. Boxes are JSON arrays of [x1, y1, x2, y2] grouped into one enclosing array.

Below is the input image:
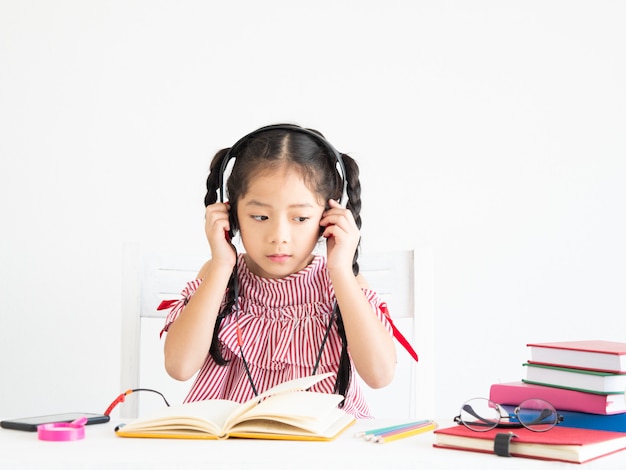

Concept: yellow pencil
[[374, 422, 437, 444]]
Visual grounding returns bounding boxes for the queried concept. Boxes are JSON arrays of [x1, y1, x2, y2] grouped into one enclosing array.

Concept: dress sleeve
[[361, 288, 394, 335], [159, 279, 203, 337], [362, 288, 419, 362]]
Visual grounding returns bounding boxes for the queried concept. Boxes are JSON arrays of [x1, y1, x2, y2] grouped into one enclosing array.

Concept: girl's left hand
[[320, 199, 360, 271]]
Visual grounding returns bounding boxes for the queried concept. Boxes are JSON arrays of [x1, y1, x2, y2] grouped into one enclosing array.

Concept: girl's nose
[[269, 219, 289, 244]]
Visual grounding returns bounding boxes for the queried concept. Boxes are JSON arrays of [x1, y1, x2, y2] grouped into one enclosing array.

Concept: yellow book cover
[[115, 373, 355, 441]]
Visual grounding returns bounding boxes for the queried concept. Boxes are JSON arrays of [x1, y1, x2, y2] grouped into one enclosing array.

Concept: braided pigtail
[[333, 153, 363, 403], [342, 153, 362, 275], [204, 148, 228, 206], [209, 266, 237, 365], [205, 148, 237, 366]]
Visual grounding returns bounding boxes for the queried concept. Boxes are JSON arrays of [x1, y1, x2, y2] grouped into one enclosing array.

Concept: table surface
[[2, 419, 626, 469]]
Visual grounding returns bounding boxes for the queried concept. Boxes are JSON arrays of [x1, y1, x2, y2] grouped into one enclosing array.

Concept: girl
[[161, 124, 397, 418]]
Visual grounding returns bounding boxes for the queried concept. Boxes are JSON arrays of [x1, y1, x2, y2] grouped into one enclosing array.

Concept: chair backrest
[[120, 244, 200, 418], [359, 247, 435, 420], [120, 245, 434, 419]]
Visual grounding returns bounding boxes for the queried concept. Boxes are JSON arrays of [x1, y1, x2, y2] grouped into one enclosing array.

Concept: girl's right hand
[[204, 202, 236, 269]]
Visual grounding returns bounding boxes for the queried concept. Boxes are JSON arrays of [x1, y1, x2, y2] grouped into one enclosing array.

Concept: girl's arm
[[163, 259, 232, 381], [163, 202, 236, 381], [330, 268, 397, 388], [321, 199, 397, 388]]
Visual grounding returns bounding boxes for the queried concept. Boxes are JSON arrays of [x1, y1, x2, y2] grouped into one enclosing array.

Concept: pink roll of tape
[[37, 417, 88, 441]]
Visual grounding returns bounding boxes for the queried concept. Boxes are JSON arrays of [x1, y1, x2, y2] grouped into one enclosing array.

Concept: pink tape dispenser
[[37, 416, 88, 441]]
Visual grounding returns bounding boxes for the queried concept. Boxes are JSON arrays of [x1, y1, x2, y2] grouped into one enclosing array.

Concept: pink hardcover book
[[489, 381, 626, 415]]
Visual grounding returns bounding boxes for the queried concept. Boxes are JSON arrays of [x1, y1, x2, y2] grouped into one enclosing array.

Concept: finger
[[205, 206, 231, 235], [321, 212, 356, 234]]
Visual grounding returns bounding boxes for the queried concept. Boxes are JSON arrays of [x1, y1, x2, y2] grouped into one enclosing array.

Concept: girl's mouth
[[267, 254, 291, 263]]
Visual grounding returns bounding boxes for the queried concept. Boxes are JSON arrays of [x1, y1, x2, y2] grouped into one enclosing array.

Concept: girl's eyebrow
[[244, 199, 316, 209], [243, 199, 270, 207]]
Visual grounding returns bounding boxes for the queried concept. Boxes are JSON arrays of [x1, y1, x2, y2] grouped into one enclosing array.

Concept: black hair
[[204, 124, 363, 402]]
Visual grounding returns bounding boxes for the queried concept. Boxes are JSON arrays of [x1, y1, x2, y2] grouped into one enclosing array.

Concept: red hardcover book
[[527, 340, 626, 373], [490, 381, 626, 415], [433, 424, 626, 464]]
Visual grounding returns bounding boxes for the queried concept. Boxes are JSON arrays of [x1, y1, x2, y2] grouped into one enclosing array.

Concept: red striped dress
[[161, 254, 393, 418]]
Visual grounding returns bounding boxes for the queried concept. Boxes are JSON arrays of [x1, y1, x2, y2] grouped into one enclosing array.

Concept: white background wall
[[1, 1, 625, 422]]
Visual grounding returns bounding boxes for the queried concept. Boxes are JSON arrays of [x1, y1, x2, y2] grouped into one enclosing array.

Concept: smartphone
[[1, 412, 110, 432]]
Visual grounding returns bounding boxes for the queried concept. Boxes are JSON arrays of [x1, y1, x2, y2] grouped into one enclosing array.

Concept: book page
[[233, 391, 344, 428], [228, 410, 355, 439], [255, 373, 333, 397], [119, 399, 242, 436], [222, 373, 334, 429]]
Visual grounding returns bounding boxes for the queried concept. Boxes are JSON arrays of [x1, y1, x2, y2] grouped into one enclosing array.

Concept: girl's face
[[237, 165, 325, 279]]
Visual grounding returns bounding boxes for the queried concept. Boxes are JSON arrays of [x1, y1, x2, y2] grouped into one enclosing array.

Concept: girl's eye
[[252, 215, 268, 221], [294, 217, 309, 223]]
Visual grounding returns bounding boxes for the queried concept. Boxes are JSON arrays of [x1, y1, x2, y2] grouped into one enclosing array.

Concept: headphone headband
[[218, 124, 349, 206]]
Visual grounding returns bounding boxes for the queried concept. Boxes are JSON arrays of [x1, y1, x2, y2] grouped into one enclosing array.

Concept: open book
[[115, 373, 355, 441]]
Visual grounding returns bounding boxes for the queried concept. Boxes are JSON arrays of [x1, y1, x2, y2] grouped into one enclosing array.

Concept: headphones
[[218, 124, 349, 208]]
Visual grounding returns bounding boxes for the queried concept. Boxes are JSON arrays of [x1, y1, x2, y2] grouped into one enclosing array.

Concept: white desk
[[1, 420, 626, 469]]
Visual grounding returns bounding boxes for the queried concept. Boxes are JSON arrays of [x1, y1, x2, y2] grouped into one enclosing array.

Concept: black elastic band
[[494, 432, 518, 457]]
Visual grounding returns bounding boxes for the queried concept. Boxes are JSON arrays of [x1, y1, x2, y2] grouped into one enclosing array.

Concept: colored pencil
[[374, 422, 437, 444], [373, 420, 435, 439], [372, 420, 434, 439], [354, 419, 432, 439]]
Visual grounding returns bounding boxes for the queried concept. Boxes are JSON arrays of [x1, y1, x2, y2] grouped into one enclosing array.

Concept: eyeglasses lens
[[515, 398, 558, 432], [459, 398, 501, 431]]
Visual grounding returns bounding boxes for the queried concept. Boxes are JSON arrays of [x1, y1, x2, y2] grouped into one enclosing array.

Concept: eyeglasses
[[454, 397, 564, 432]]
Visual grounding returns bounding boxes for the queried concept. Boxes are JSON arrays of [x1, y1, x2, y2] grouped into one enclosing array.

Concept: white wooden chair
[[356, 248, 435, 420], [120, 244, 435, 420]]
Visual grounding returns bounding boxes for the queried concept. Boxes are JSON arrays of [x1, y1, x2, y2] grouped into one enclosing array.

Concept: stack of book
[[433, 340, 626, 463], [489, 340, 626, 432]]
